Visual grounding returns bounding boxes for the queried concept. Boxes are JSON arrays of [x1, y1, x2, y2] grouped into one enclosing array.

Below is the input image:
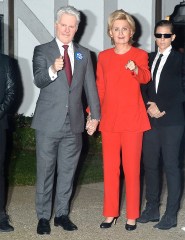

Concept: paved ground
[[1, 182, 185, 240]]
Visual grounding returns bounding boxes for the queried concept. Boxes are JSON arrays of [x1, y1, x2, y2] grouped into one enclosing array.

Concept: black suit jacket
[[141, 49, 185, 127], [0, 54, 16, 129]]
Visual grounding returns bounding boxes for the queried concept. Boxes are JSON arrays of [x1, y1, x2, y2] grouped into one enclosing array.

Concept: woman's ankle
[[127, 219, 136, 225]]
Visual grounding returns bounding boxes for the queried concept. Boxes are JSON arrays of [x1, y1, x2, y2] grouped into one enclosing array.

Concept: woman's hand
[[125, 60, 138, 74], [147, 101, 166, 118], [86, 119, 99, 135]]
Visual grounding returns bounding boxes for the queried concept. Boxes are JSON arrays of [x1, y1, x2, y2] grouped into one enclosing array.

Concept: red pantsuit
[[102, 131, 143, 219], [96, 47, 151, 219]]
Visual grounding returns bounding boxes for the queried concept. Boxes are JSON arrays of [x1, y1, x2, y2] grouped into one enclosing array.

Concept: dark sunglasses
[[154, 33, 173, 38]]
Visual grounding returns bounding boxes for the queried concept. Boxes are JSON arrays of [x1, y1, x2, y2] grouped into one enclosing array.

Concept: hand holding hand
[[86, 117, 99, 136], [51, 56, 64, 73], [147, 101, 166, 118]]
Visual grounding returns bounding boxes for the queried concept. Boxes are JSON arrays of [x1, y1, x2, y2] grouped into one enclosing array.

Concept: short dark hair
[[154, 20, 174, 34]]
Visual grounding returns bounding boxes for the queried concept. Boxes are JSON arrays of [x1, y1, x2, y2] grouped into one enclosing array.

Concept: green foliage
[[13, 114, 35, 150], [9, 150, 36, 185], [12, 115, 102, 152], [9, 150, 103, 186], [88, 133, 102, 153], [76, 154, 103, 185], [8, 114, 103, 186], [14, 114, 33, 128], [13, 127, 35, 150]]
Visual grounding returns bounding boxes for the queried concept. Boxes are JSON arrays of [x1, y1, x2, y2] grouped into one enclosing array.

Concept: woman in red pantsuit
[[97, 9, 151, 231]]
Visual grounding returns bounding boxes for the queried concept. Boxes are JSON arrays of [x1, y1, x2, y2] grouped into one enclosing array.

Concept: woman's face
[[110, 19, 133, 46], [155, 26, 175, 53]]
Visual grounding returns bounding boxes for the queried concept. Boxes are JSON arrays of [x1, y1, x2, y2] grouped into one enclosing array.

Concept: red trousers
[[101, 131, 143, 219]]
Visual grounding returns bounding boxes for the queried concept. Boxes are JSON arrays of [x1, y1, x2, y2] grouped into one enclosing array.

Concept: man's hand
[[86, 117, 99, 136], [147, 101, 166, 118], [51, 56, 64, 73]]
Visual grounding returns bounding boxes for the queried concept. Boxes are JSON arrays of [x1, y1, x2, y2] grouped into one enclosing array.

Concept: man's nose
[[65, 26, 70, 32]]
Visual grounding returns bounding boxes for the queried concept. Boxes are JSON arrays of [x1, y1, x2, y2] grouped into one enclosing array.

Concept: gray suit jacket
[[31, 39, 100, 134]]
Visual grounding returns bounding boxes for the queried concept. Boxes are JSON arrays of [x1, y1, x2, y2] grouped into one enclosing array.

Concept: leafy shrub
[[13, 114, 35, 150], [12, 114, 102, 152], [9, 114, 103, 185]]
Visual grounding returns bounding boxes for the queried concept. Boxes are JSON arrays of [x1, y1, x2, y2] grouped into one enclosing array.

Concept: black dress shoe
[[125, 223, 137, 231], [137, 205, 159, 223], [100, 218, 117, 228], [153, 214, 177, 230], [37, 218, 51, 235], [54, 215, 78, 231], [0, 216, 14, 232]]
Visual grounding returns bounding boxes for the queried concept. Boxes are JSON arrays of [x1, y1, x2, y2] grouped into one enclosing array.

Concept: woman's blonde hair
[[107, 9, 136, 45]]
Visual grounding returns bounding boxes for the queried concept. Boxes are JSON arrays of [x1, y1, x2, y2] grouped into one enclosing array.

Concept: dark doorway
[[0, 15, 4, 53], [170, 1, 185, 52]]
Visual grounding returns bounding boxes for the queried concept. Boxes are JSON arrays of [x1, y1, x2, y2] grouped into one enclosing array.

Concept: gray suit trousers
[[35, 114, 82, 220]]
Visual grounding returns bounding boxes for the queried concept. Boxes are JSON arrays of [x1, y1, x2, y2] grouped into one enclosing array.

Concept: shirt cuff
[[49, 66, 57, 81]]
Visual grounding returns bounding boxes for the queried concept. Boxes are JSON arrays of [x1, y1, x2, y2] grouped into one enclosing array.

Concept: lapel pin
[[75, 52, 83, 60]]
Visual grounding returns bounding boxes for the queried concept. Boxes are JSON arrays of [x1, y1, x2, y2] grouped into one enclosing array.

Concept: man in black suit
[[0, 53, 16, 232], [138, 20, 185, 230]]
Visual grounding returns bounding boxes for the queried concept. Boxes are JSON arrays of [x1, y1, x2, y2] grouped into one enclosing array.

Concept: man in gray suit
[[32, 6, 100, 235]]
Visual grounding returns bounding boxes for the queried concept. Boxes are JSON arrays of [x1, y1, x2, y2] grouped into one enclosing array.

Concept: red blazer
[[96, 47, 151, 132]]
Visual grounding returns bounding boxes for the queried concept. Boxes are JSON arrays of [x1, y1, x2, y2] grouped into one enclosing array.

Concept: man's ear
[[171, 34, 176, 42]]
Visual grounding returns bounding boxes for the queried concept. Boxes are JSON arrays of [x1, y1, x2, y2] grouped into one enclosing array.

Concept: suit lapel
[[149, 52, 156, 68], [48, 39, 61, 58], [149, 51, 174, 95], [149, 52, 157, 96], [70, 43, 82, 90], [157, 50, 174, 93], [49, 39, 69, 88]]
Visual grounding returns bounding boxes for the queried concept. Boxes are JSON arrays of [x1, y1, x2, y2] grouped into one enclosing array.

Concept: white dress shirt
[[151, 45, 172, 93], [49, 38, 74, 81]]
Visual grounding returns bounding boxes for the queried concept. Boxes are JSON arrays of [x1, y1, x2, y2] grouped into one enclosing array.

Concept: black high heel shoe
[[100, 218, 117, 229], [125, 222, 137, 231]]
